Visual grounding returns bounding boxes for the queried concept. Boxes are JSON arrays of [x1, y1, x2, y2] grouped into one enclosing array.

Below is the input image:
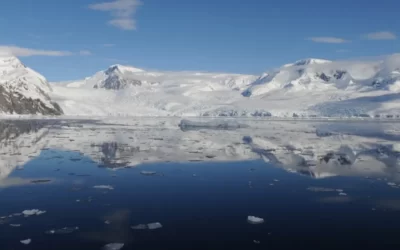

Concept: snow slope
[[51, 65, 258, 116], [0, 56, 62, 115], [46, 53, 400, 117]]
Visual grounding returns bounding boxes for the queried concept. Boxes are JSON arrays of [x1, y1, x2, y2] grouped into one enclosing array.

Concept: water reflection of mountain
[[1, 119, 400, 180]]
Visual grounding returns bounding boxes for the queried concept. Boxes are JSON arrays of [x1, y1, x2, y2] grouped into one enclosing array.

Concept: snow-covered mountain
[[51, 65, 259, 116], [0, 56, 63, 115], [48, 54, 400, 117], [2, 54, 400, 118]]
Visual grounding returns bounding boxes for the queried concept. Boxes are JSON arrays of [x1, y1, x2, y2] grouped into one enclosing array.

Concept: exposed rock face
[[0, 56, 63, 115], [93, 65, 144, 90]]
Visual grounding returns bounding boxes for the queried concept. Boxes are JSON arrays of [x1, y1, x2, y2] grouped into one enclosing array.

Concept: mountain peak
[[0, 56, 25, 70], [107, 64, 145, 74], [283, 58, 332, 68]]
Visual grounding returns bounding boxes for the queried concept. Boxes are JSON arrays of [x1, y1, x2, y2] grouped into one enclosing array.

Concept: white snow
[[22, 209, 46, 217], [247, 216, 264, 224], [0, 56, 59, 114], [20, 239, 31, 245], [47, 53, 400, 118], [1, 54, 400, 117], [93, 185, 114, 190]]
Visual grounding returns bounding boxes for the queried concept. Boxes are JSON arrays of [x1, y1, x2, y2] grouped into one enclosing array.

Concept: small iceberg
[[20, 239, 31, 245], [140, 171, 157, 176], [247, 216, 264, 224], [45, 227, 79, 235], [93, 185, 114, 190], [148, 222, 163, 230], [102, 243, 124, 250], [22, 209, 46, 217], [131, 222, 163, 230], [10, 224, 21, 227], [179, 119, 248, 130]]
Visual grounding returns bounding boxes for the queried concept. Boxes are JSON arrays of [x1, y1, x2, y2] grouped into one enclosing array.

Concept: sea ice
[[45, 227, 79, 235], [179, 119, 247, 130], [20, 239, 31, 245], [140, 171, 157, 176], [102, 243, 124, 250], [247, 216, 264, 224], [93, 185, 114, 190], [147, 222, 163, 230], [22, 209, 46, 217]]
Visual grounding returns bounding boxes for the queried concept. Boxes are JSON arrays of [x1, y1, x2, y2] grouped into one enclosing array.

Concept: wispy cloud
[[363, 31, 397, 40], [89, 0, 142, 30], [79, 50, 93, 56], [104, 57, 127, 63], [307, 37, 350, 44], [102, 43, 116, 47], [0, 45, 73, 57], [0, 45, 93, 57]]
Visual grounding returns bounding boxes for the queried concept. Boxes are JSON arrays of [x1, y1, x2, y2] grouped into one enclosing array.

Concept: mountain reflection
[[0, 119, 400, 180]]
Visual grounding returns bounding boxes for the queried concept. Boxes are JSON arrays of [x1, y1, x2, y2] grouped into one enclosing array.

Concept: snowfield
[[1, 54, 400, 117]]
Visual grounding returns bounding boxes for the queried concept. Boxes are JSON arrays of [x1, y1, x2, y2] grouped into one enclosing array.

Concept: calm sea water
[[0, 119, 400, 249]]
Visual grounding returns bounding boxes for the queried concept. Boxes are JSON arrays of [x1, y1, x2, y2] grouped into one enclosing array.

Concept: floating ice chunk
[[307, 187, 336, 192], [179, 119, 248, 130], [247, 216, 264, 224], [140, 171, 157, 176], [336, 189, 344, 192], [393, 143, 400, 152], [131, 224, 148, 230], [45, 227, 79, 235], [22, 209, 46, 217], [147, 222, 163, 230], [10, 224, 21, 227], [387, 182, 397, 186], [93, 185, 114, 190], [105, 220, 111, 225], [131, 222, 163, 230], [20, 239, 31, 245], [339, 192, 348, 196], [16, 166, 24, 170], [102, 243, 124, 250], [253, 240, 261, 244]]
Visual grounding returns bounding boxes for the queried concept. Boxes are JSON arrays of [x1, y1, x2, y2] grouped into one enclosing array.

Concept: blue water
[[0, 119, 400, 249]]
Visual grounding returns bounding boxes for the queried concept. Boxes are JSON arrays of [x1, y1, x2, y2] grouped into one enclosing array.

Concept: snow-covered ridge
[[0, 56, 62, 115], [49, 54, 400, 117]]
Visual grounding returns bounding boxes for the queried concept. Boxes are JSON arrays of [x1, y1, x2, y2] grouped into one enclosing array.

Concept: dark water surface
[[0, 119, 400, 249]]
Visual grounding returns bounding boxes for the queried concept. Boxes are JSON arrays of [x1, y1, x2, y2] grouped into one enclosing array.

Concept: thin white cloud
[[0, 45, 73, 57], [89, 0, 142, 30], [102, 43, 116, 47], [307, 37, 350, 44], [364, 31, 397, 40], [104, 57, 127, 63], [79, 50, 92, 56]]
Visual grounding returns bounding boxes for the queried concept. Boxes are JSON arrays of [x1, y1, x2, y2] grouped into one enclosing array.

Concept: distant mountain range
[[1, 54, 400, 117]]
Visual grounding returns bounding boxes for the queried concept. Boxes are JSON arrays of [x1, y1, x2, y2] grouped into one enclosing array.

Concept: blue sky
[[0, 0, 399, 81]]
